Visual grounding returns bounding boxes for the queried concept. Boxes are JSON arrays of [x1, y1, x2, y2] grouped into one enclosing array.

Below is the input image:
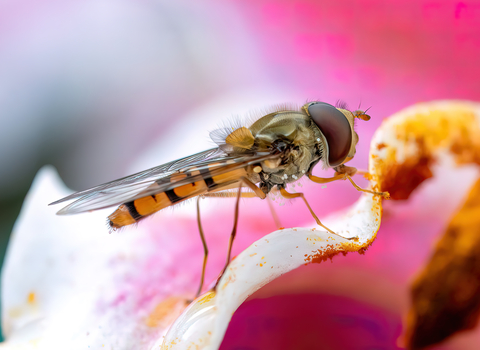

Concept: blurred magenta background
[[2, 0, 480, 347]]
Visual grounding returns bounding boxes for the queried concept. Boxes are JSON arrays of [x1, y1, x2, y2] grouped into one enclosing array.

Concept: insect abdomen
[[108, 165, 247, 230], [108, 191, 174, 229]]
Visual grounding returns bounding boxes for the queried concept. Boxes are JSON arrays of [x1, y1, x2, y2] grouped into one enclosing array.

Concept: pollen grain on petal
[[198, 291, 216, 305], [27, 292, 36, 305], [145, 296, 188, 328], [370, 101, 480, 200]]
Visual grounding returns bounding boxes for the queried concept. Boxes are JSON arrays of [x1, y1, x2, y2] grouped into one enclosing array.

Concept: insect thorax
[[247, 115, 325, 194]]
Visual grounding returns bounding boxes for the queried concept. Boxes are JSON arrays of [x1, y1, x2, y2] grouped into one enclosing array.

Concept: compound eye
[[308, 102, 352, 167]]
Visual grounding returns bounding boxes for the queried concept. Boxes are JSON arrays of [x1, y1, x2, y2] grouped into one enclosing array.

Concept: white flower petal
[[5, 100, 480, 350], [161, 100, 480, 350], [2, 166, 191, 349], [163, 194, 381, 350]]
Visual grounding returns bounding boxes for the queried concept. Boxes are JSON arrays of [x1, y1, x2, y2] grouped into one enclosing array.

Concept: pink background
[[2, 0, 480, 348], [221, 1, 480, 348]]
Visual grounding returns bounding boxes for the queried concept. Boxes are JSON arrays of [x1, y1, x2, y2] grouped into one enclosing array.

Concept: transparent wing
[[50, 147, 277, 215]]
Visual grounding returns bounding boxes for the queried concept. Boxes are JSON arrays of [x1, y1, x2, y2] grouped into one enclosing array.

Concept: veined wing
[[50, 147, 277, 215]]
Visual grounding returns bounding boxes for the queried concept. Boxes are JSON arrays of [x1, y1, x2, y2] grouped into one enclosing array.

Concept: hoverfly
[[50, 101, 389, 297]]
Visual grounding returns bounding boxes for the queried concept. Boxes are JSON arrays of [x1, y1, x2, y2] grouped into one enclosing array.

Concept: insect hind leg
[[346, 174, 390, 199], [215, 177, 265, 290], [202, 191, 257, 198], [195, 196, 209, 299]]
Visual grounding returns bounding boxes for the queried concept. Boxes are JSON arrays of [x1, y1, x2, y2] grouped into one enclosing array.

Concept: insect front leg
[[334, 164, 358, 177], [354, 169, 369, 176], [307, 172, 347, 184], [334, 165, 390, 198], [344, 174, 390, 198]]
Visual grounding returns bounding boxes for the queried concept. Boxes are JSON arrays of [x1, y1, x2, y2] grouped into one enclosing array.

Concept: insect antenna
[[354, 105, 372, 121]]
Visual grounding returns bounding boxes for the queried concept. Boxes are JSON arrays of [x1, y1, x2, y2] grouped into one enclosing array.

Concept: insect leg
[[195, 196, 209, 299], [215, 182, 242, 289], [241, 177, 267, 199], [267, 196, 282, 229], [202, 191, 257, 198], [355, 169, 369, 176], [215, 177, 265, 289], [307, 172, 346, 184], [241, 178, 282, 228], [205, 182, 282, 230], [203, 177, 265, 198], [308, 170, 389, 198], [279, 187, 336, 235], [346, 174, 390, 198]]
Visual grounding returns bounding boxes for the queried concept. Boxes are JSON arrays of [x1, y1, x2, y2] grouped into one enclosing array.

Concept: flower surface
[[4, 101, 480, 350]]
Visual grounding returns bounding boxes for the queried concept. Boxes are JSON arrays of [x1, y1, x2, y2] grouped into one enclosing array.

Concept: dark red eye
[[308, 102, 352, 167]]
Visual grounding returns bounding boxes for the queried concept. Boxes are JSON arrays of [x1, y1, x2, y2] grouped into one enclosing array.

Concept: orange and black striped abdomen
[[108, 164, 247, 230]]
